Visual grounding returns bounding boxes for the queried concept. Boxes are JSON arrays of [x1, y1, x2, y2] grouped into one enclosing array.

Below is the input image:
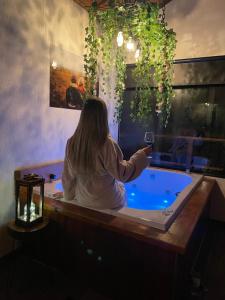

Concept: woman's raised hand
[[142, 146, 152, 157]]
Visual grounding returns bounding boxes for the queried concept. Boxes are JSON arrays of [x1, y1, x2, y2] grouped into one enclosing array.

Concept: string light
[[126, 37, 134, 51], [117, 31, 124, 47], [51, 61, 57, 69]]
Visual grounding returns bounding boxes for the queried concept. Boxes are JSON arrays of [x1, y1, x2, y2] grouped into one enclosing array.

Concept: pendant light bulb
[[127, 37, 134, 51], [51, 61, 57, 69], [117, 31, 124, 47]]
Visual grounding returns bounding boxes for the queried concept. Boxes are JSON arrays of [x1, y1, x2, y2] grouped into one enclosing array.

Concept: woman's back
[[63, 135, 148, 209]]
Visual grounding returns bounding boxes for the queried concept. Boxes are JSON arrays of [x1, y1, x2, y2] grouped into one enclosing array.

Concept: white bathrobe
[[62, 136, 148, 209]]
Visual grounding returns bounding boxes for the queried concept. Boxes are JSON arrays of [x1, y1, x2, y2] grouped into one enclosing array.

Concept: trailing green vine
[[114, 47, 126, 120], [84, 2, 176, 126], [97, 7, 118, 96], [84, 6, 99, 95]]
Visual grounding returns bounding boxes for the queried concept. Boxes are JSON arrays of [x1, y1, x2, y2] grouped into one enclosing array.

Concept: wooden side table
[[7, 218, 49, 257], [6, 218, 49, 296]]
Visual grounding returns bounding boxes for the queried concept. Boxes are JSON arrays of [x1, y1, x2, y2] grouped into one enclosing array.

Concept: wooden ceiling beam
[[73, 0, 172, 11]]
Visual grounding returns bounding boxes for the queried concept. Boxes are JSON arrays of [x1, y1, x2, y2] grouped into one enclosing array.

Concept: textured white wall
[[0, 0, 88, 256], [166, 0, 225, 59]]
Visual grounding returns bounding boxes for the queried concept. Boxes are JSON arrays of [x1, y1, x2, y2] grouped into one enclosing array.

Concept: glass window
[[119, 57, 225, 178]]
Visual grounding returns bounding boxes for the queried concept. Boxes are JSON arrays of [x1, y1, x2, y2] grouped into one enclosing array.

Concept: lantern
[[15, 174, 45, 227]]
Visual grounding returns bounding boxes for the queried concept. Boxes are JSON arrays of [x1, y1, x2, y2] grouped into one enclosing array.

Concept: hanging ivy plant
[[84, 2, 176, 126], [84, 6, 99, 95], [114, 47, 126, 120]]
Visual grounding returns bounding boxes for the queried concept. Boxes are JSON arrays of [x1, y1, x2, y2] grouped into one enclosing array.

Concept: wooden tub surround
[[15, 163, 217, 300]]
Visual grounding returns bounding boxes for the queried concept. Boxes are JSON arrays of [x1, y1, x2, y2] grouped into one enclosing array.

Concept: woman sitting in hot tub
[[62, 96, 151, 209]]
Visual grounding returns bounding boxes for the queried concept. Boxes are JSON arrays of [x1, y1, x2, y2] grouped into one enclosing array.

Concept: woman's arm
[[103, 137, 150, 183]]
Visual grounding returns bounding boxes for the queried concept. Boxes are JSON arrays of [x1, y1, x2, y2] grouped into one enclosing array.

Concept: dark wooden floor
[[0, 220, 224, 300]]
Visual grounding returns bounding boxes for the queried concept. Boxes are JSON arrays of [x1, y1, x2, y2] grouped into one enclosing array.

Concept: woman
[[62, 96, 151, 209]]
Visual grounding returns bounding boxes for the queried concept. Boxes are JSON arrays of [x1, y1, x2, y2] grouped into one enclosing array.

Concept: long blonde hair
[[69, 96, 109, 174]]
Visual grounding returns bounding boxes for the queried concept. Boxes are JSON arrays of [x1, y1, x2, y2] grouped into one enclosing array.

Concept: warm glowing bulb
[[52, 61, 57, 69], [117, 31, 124, 47], [127, 37, 134, 51], [135, 48, 140, 60]]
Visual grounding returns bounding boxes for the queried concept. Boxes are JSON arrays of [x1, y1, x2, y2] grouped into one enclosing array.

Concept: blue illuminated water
[[126, 189, 176, 210], [54, 169, 192, 211]]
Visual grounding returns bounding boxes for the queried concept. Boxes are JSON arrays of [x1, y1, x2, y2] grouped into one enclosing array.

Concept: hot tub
[[43, 168, 203, 231]]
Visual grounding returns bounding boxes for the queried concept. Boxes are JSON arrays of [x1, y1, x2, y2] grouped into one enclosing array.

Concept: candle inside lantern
[[23, 201, 36, 221], [15, 174, 45, 227]]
